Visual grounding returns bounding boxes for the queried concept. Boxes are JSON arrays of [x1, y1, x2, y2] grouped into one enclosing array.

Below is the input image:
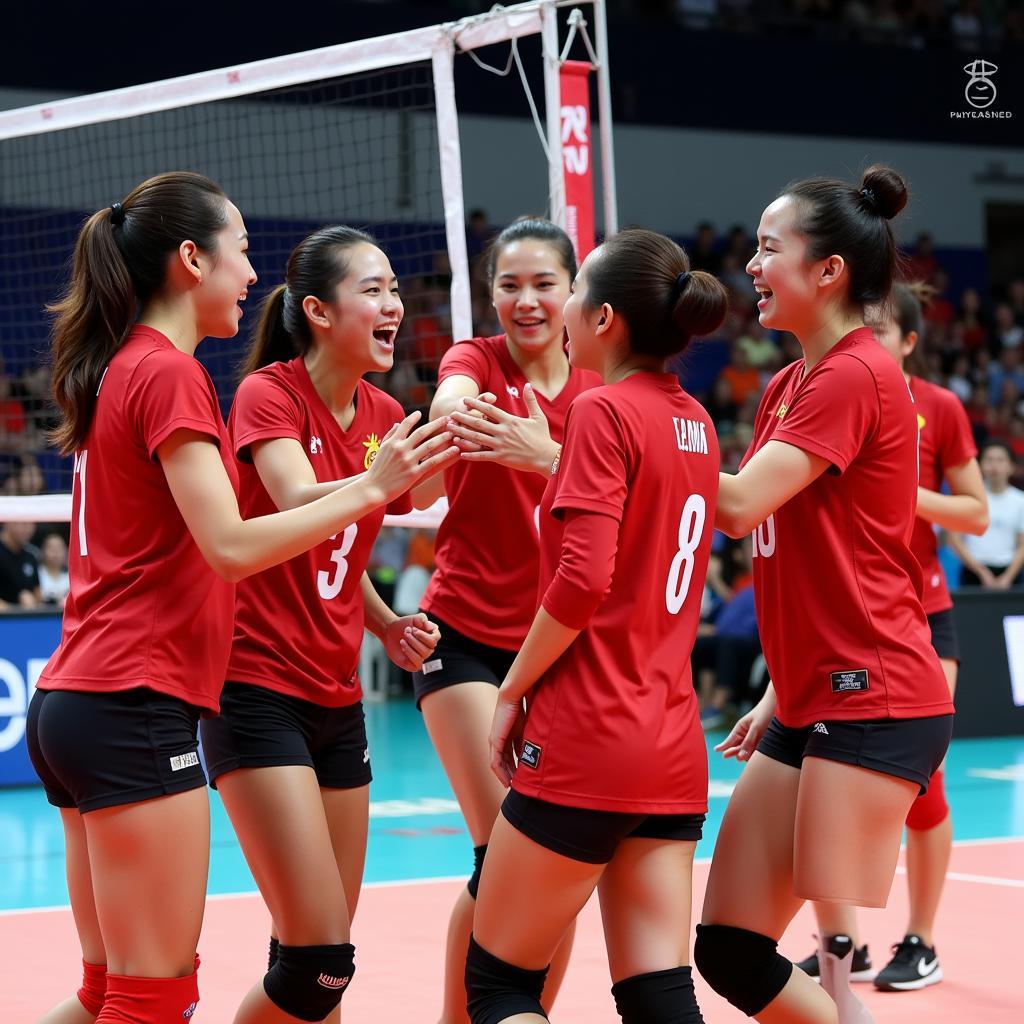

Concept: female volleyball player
[[26, 173, 455, 1024], [694, 167, 956, 1024], [411, 219, 599, 1024], [794, 282, 986, 993], [461, 229, 728, 1024], [199, 226, 444, 1024]]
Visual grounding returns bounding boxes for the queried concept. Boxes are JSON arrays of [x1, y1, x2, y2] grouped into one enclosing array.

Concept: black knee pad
[[612, 967, 704, 1024], [467, 843, 488, 900], [465, 934, 549, 1024], [263, 942, 356, 1022], [268, 936, 279, 971], [694, 924, 792, 1017]]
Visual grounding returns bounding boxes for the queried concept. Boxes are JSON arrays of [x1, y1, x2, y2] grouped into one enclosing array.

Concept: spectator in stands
[[0, 521, 41, 609], [994, 302, 1024, 351], [720, 342, 762, 406], [693, 537, 760, 730], [923, 268, 955, 328], [38, 532, 70, 608], [0, 365, 29, 456], [735, 314, 781, 370], [718, 253, 752, 303], [947, 353, 973, 403], [949, 0, 984, 49], [690, 221, 722, 275], [906, 232, 939, 284], [466, 208, 492, 265], [948, 439, 1024, 587], [705, 375, 739, 430], [2, 454, 46, 496], [955, 286, 989, 352], [987, 347, 1024, 406]]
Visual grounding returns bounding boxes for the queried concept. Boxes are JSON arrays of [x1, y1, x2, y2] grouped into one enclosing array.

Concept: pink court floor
[[6, 837, 1021, 1023]]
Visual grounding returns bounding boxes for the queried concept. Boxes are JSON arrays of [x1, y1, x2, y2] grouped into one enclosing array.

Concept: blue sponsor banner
[[0, 612, 61, 786]]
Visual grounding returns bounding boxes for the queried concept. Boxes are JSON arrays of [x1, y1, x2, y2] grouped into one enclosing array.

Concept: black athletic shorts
[[927, 608, 960, 662], [200, 682, 372, 789], [756, 713, 953, 795], [27, 687, 206, 813], [501, 788, 705, 865], [411, 613, 518, 709]]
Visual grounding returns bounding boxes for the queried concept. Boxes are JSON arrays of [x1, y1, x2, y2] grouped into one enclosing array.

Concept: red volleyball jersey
[[227, 359, 412, 706], [909, 376, 977, 615], [511, 373, 717, 813], [744, 328, 953, 728], [38, 326, 237, 713], [421, 336, 600, 649]]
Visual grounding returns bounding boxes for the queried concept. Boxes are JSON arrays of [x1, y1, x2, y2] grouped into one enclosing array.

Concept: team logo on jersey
[[506, 384, 520, 399], [520, 740, 542, 769], [310, 436, 324, 455], [362, 432, 382, 469], [917, 413, 927, 431], [182, 1002, 198, 1019], [830, 669, 869, 693], [776, 402, 789, 420]]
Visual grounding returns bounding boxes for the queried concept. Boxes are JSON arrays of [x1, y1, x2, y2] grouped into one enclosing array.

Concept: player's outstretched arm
[[717, 439, 830, 538], [159, 414, 457, 582]]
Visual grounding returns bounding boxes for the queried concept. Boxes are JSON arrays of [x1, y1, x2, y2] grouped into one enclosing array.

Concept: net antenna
[[0, 0, 617, 526]]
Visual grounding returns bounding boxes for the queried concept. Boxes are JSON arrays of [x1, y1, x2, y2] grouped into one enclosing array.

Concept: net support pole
[[541, 2, 566, 228], [432, 37, 473, 344], [592, 0, 618, 237]]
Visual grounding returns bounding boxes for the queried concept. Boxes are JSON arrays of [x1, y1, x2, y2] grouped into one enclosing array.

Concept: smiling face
[[194, 201, 257, 339], [492, 239, 572, 354], [746, 195, 843, 337], [315, 243, 403, 374]]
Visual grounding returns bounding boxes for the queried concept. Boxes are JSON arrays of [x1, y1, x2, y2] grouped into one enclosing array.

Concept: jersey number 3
[[665, 494, 706, 615], [317, 523, 358, 600]]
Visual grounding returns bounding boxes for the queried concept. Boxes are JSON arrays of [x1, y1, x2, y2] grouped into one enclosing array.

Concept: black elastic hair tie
[[676, 271, 691, 294], [109, 202, 126, 226], [860, 187, 877, 210]]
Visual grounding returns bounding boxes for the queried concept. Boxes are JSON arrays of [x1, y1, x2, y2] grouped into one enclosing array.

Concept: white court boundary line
[[3, 836, 1022, 919]]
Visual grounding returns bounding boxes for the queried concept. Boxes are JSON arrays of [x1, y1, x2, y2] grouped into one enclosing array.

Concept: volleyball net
[[0, 0, 617, 530]]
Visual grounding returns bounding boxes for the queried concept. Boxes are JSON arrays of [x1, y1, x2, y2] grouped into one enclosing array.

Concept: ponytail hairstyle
[[781, 164, 909, 307], [583, 228, 729, 359], [242, 225, 375, 377], [485, 217, 577, 288], [48, 171, 229, 454]]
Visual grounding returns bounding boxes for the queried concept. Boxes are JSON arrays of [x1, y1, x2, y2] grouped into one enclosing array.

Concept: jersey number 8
[[665, 494, 706, 615], [317, 523, 358, 600]]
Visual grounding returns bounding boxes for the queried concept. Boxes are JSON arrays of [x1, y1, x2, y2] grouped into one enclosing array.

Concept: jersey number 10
[[665, 494, 706, 615]]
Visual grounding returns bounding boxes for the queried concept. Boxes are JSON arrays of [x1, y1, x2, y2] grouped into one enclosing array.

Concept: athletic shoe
[[796, 936, 874, 982], [873, 934, 943, 991], [700, 706, 726, 731]]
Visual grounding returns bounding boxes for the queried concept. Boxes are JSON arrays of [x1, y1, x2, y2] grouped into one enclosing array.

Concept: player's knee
[[263, 942, 356, 1022], [76, 959, 107, 1016], [467, 843, 488, 900], [101, 965, 200, 1023], [611, 966, 704, 1023], [694, 924, 792, 1016], [465, 933, 549, 1024], [906, 769, 949, 831]]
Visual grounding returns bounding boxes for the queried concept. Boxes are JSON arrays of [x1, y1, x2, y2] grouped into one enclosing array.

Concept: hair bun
[[860, 164, 908, 220]]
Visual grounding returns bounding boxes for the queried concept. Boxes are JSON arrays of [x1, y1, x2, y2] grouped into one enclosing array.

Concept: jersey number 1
[[317, 524, 358, 600], [665, 494, 706, 615]]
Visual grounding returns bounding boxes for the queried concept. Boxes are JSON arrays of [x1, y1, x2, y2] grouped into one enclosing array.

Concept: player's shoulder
[[440, 335, 502, 367], [124, 330, 213, 394], [236, 359, 300, 402]]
